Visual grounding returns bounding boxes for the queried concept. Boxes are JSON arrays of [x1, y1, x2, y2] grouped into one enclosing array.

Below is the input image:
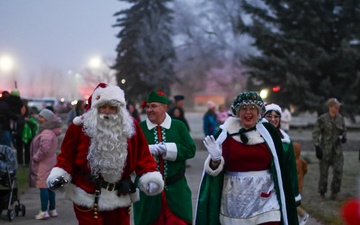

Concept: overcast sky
[[0, 0, 130, 91]]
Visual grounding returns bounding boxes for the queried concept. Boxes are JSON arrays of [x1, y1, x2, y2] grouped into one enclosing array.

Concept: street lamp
[[0, 54, 16, 88], [260, 88, 269, 100], [88, 56, 102, 69]]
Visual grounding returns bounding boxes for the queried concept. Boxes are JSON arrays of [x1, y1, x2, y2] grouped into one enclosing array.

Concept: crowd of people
[[0, 83, 354, 224]]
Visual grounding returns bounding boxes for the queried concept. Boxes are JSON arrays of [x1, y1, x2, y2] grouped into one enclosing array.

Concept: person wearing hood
[[29, 108, 62, 220], [264, 103, 308, 225], [203, 100, 218, 136], [195, 92, 298, 225]]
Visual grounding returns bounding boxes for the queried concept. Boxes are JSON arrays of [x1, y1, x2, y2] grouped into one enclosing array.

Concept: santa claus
[[47, 83, 164, 225]]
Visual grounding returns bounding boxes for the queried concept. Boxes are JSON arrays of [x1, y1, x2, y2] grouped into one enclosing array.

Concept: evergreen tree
[[241, 0, 360, 117], [112, 0, 176, 103]]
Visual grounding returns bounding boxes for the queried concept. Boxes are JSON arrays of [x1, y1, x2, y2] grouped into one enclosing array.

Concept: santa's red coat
[[47, 119, 163, 211]]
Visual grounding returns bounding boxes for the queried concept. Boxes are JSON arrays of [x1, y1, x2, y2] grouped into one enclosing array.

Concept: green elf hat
[[146, 91, 168, 105]]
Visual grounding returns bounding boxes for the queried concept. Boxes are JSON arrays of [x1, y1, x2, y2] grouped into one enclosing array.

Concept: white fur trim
[[204, 155, 225, 176], [131, 188, 140, 202], [265, 103, 282, 116], [138, 171, 164, 196], [64, 183, 137, 210], [280, 129, 291, 143], [73, 115, 84, 126], [221, 117, 265, 144], [222, 116, 241, 134], [241, 130, 265, 145], [163, 142, 177, 161], [91, 85, 125, 109], [257, 122, 288, 225], [47, 167, 72, 189], [216, 127, 228, 145]]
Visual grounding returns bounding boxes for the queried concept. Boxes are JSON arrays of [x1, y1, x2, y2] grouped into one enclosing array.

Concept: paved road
[[1, 151, 324, 225], [1, 112, 334, 224]]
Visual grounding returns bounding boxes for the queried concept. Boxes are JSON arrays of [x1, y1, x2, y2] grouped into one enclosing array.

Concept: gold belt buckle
[[106, 183, 116, 191]]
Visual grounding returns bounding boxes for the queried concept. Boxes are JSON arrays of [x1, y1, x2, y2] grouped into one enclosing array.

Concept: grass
[[300, 151, 359, 225], [16, 166, 30, 194]]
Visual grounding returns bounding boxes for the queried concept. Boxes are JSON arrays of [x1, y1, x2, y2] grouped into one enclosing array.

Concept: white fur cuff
[[47, 167, 72, 189], [73, 115, 84, 125], [138, 171, 164, 196], [204, 155, 224, 176]]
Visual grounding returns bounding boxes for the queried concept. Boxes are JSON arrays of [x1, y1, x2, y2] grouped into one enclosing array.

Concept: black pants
[[16, 137, 31, 165]]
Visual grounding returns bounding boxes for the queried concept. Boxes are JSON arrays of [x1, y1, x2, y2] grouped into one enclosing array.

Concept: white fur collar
[[220, 116, 264, 145]]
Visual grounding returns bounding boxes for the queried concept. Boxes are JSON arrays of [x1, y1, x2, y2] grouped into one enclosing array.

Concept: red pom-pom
[[141, 100, 147, 110], [157, 91, 166, 96], [341, 198, 360, 225]]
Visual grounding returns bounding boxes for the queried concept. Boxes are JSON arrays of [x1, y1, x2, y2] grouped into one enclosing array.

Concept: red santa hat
[[73, 83, 126, 125]]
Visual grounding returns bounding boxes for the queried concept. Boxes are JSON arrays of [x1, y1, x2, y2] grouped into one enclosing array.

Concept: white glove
[[203, 135, 222, 161], [147, 182, 159, 194], [149, 144, 161, 155], [48, 176, 68, 190], [158, 143, 167, 155]]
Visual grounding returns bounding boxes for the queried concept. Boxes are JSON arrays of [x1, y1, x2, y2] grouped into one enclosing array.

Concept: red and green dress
[[195, 117, 299, 225]]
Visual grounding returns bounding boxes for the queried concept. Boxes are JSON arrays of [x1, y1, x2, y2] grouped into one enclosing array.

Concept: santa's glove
[[315, 145, 322, 160], [158, 143, 167, 155], [48, 176, 68, 190], [147, 182, 159, 194], [203, 135, 222, 161], [149, 144, 162, 156]]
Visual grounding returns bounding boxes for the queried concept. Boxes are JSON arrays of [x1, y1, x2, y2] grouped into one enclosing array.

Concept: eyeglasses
[[239, 105, 257, 112], [145, 104, 163, 110], [265, 115, 280, 120]]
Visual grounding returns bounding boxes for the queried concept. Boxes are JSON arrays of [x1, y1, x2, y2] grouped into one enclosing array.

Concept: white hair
[[82, 100, 135, 183]]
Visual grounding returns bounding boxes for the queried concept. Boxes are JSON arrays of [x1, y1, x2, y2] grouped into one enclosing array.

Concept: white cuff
[[204, 155, 224, 176], [162, 142, 177, 161]]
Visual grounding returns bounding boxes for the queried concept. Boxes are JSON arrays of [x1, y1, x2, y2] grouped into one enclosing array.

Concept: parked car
[[26, 98, 46, 114], [25, 97, 72, 114], [42, 97, 72, 113]]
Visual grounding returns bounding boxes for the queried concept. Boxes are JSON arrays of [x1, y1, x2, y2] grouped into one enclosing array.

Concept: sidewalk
[[1, 112, 328, 224]]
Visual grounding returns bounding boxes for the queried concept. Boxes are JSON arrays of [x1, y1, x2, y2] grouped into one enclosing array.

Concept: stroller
[[0, 145, 26, 221]]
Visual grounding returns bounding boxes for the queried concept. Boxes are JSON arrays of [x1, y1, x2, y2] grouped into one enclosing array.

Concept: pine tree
[[241, 0, 360, 117], [112, 0, 176, 103]]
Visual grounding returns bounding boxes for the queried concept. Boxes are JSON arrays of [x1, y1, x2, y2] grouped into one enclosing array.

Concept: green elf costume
[[134, 91, 196, 225], [264, 103, 301, 205], [194, 92, 298, 225]]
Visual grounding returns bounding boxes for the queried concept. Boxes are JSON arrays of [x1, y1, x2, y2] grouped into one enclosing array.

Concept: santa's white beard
[[83, 106, 135, 183]]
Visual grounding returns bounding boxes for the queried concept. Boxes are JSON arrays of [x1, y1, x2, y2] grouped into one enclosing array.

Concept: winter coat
[[293, 142, 307, 193], [29, 118, 62, 188], [195, 118, 299, 225], [47, 118, 163, 211], [203, 110, 218, 136]]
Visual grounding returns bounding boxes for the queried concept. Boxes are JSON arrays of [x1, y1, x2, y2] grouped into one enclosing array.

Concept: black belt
[[85, 173, 136, 194], [165, 168, 185, 186]]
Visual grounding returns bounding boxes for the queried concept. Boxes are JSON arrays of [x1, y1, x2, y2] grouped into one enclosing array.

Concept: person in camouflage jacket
[[312, 98, 346, 201]]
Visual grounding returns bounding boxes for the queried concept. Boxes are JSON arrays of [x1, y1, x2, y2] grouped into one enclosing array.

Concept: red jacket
[[48, 119, 163, 210]]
